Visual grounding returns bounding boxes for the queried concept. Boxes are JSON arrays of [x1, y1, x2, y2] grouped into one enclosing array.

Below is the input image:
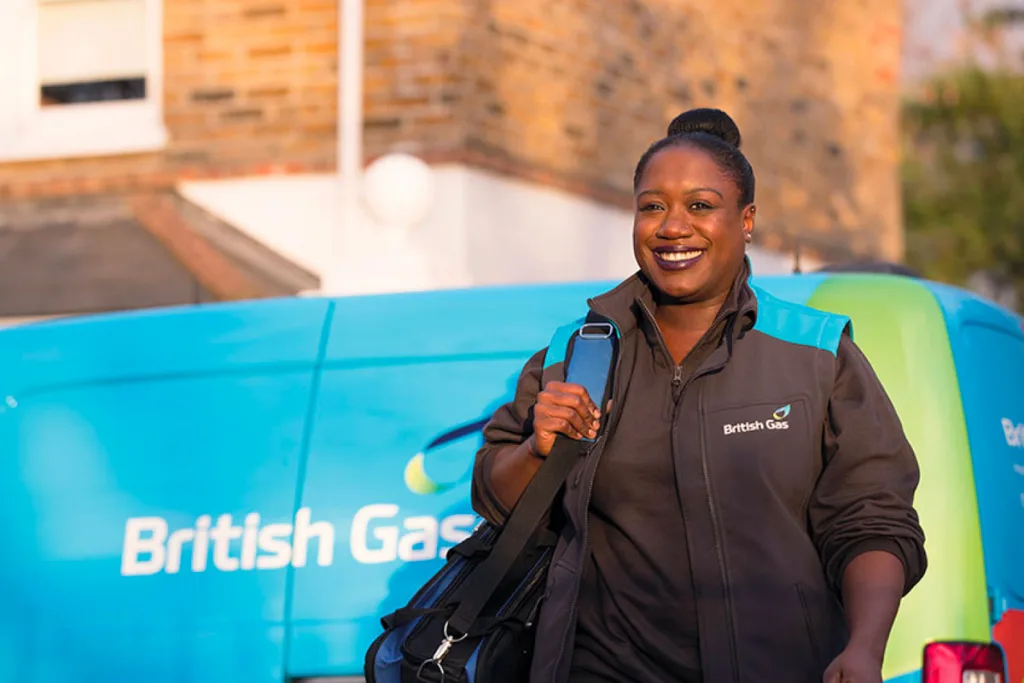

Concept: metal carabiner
[[416, 657, 445, 683], [417, 621, 468, 683]]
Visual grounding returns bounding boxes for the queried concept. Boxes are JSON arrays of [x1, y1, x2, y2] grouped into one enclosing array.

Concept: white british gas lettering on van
[[121, 507, 335, 576], [349, 504, 478, 565], [121, 505, 479, 575], [1002, 417, 1024, 449]]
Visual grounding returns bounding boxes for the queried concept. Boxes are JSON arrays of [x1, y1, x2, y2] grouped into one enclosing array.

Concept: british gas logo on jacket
[[723, 404, 792, 436]]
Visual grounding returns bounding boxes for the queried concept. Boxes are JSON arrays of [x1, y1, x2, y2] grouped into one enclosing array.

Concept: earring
[[744, 232, 752, 243]]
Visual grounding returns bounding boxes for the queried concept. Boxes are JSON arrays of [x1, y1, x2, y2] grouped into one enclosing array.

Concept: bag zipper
[[496, 547, 553, 619], [457, 548, 553, 679], [402, 528, 497, 646]]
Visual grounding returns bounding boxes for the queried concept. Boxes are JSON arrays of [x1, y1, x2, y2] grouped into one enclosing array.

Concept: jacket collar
[[587, 256, 758, 342]]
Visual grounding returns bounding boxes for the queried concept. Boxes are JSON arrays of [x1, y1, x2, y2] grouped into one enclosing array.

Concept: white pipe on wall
[[338, 0, 363, 189], [323, 0, 364, 294]]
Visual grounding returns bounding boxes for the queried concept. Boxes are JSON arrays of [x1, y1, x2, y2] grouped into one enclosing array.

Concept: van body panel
[[926, 282, 1024, 614], [322, 282, 615, 364], [926, 282, 1024, 683], [804, 275, 991, 680], [286, 358, 520, 676], [0, 274, 1019, 683], [0, 297, 332, 397], [0, 300, 331, 683], [287, 280, 631, 675]]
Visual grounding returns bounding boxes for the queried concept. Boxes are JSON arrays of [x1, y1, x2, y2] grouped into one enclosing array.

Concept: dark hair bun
[[667, 108, 742, 149]]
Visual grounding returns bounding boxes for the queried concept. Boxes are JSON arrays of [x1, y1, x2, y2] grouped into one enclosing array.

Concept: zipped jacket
[[472, 266, 927, 683]]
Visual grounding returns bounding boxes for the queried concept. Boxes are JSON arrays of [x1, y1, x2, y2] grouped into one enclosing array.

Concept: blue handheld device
[[564, 322, 617, 439]]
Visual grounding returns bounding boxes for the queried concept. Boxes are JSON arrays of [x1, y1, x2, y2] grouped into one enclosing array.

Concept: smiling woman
[[472, 108, 928, 683], [630, 109, 756, 335]]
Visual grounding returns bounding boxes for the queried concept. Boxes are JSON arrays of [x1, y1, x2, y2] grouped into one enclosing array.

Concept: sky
[[903, 0, 1024, 82]]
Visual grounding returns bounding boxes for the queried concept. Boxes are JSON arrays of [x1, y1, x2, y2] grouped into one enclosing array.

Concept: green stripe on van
[[808, 275, 990, 681]]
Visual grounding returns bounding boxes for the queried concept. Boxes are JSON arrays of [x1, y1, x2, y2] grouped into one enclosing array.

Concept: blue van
[[0, 271, 1020, 682]]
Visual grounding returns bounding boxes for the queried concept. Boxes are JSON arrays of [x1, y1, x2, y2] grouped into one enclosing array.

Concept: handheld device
[[564, 322, 617, 440]]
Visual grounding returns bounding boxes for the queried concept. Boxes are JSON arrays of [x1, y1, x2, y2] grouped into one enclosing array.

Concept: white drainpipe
[[323, 0, 364, 295]]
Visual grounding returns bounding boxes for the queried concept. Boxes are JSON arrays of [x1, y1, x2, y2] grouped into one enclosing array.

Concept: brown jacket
[[472, 266, 927, 683]]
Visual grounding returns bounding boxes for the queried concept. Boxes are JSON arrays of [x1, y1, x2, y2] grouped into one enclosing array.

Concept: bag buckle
[[578, 322, 615, 339], [431, 638, 453, 662], [417, 621, 467, 682]]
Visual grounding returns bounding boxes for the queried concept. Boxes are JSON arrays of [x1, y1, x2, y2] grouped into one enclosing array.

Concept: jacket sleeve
[[809, 334, 928, 596], [471, 348, 547, 526]]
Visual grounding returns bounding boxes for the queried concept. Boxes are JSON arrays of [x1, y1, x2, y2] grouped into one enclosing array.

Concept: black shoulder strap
[[447, 322, 617, 637]]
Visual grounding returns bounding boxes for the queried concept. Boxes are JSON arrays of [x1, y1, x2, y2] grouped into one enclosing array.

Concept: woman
[[471, 108, 926, 683]]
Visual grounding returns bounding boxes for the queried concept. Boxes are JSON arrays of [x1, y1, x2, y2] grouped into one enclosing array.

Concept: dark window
[[40, 77, 146, 107]]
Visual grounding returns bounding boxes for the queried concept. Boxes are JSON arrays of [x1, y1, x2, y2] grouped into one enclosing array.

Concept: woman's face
[[632, 144, 755, 302]]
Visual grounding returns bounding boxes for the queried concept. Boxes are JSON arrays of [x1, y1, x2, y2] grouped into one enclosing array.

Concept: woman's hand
[[824, 550, 905, 683], [823, 645, 883, 683], [529, 381, 601, 457]]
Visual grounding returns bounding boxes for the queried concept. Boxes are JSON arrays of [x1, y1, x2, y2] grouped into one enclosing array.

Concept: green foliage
[[901, 67, 1024, 309]]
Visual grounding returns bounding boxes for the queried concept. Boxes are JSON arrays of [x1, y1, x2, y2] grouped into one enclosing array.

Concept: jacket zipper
[[573, 435, 600, 487], [640, 299, 741, 681], [640, 300, 685, 401], [698, 388, 740, 683]]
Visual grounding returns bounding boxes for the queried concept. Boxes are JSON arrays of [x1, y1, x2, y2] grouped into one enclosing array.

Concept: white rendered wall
[[178, 163, 810, 295]]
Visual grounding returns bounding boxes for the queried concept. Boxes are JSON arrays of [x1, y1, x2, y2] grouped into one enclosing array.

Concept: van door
[[0, 298, 331, 683], [945, 298, 1024, 683], [285, 283, 605, 679], [954, 319, 1024, 610]]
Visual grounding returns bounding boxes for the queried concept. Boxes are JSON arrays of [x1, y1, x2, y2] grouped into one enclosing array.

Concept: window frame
[[0, 0, 167, 163]]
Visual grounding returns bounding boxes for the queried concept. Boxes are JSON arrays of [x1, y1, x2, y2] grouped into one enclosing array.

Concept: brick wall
[[364, 0, 906, 261], [0, 0, 905, 261], [362, 0, 468, 157], [0, 0, 340, 199]]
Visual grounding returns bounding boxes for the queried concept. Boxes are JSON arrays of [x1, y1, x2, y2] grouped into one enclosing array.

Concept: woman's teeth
[[658, 250, 702, 262]]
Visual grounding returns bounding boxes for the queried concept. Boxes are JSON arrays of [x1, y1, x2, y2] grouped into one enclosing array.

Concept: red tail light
[[923, 641, 1007, 683]]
